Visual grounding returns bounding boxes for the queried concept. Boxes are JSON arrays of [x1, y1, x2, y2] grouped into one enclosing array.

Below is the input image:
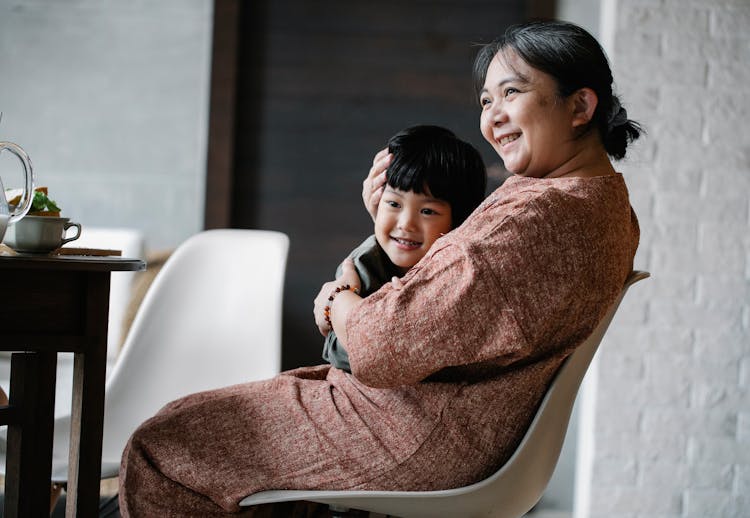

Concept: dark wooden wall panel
[[204, 0, 241, 229], [228, 0, 528, 369]]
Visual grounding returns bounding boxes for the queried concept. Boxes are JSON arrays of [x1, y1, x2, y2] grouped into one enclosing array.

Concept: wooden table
[[0, 253, 145, 517]]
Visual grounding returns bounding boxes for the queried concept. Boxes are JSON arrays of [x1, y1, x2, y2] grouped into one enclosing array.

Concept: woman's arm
[[314, 146, 392, 337]]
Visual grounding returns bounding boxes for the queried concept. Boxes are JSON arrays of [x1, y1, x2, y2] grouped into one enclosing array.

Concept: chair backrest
[[461, 270, 650, 516], [51, 229, 289, 479], [240, 271, 649, 518]]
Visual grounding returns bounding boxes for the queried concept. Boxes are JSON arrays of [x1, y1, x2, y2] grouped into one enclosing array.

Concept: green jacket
[[322, 235, 402, 372]]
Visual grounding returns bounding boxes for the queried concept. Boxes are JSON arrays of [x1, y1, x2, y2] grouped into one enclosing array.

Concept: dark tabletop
[[0, 253, 145, 272]]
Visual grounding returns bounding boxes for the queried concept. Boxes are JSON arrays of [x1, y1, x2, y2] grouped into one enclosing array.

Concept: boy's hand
[[363, 148, 391, 222]]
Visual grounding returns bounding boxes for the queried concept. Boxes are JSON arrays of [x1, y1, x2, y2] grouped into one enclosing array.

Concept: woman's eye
[[504, 87, 519, 97], [480, 97, 491, 108]]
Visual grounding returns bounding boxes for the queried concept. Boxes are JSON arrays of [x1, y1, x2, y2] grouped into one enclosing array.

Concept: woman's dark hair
[[473, 20, 642, 160], [386, 125, 487, 228]]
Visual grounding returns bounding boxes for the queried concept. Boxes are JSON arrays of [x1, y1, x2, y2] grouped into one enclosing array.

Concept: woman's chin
[[504, 165, 526, 176], [498, 156, 525, 176]]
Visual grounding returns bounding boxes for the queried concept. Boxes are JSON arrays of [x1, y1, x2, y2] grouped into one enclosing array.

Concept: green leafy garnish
[[31, 190, 61, 212]]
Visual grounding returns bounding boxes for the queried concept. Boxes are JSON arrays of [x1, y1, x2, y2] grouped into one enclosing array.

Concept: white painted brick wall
[[588, 0, 750, 516]]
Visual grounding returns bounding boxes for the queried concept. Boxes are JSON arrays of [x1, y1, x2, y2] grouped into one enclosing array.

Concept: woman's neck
[[542, 138, 616, 180]]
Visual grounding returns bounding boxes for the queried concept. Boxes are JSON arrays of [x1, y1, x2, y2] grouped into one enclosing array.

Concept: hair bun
[[607, 97, 629, 132]]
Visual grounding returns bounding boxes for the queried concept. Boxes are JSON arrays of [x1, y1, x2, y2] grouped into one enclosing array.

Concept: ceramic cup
[[4, 215, 82, 253]]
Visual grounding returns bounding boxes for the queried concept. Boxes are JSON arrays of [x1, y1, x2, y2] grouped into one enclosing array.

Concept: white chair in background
[[240, 271, 649, 518], [41, 228, 289, 481]]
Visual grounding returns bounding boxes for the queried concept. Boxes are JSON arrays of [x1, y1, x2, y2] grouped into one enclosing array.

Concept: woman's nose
[[489, 101, 507, 125]]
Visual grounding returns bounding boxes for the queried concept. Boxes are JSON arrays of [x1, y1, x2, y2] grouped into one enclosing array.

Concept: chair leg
[[328, 505, 351, 517], [327, 505, 373, 518], [50, 482, 64, 514]]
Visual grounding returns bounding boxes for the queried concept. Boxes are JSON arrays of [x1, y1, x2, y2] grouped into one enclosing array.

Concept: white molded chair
[[240, 271, 649, 518], [44, 229, 289, 481]]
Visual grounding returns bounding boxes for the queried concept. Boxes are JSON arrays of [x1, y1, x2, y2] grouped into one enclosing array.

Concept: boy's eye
[[421, 208, 438, 215], [385, 200, 400, 209]]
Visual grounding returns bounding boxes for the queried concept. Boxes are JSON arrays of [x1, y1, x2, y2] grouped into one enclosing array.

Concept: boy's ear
[[570, 87, 598, 129]]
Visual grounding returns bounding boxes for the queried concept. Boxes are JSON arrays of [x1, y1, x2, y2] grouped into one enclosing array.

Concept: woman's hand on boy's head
[[363, 148, 391, 222]]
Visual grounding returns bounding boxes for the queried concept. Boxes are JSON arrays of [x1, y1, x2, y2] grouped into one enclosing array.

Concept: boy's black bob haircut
[[386, 125, 487, 228]]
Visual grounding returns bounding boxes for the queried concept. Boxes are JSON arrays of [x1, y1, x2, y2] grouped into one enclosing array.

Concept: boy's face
[[375, 186, 452, 272]]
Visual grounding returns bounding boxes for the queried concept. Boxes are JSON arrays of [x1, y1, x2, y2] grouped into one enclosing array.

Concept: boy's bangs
[[386, 156, 450, 201]]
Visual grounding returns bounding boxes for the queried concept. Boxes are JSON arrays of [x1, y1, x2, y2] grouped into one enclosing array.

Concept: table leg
[[65, 272, 110, 518], [4, 352, 57, 518]]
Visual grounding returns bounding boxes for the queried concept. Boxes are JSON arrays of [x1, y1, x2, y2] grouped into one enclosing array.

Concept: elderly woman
[[119, 20, 641, 517]]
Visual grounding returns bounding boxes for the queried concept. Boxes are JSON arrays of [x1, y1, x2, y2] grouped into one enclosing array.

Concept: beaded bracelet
[[324, 284, 360, 328]]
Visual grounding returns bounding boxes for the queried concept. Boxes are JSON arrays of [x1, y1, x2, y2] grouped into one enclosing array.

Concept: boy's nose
[[397, 211, 417, 231]]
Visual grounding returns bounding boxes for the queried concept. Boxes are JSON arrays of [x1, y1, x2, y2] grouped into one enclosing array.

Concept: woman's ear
[[571, 87, 598, 129]]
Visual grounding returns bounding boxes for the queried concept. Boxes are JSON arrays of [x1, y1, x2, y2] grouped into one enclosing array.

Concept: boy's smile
[[374, 186, 453, 272]]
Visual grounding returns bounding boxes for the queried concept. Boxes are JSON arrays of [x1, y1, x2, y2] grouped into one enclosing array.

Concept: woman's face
[[479, 50, 579, 178]]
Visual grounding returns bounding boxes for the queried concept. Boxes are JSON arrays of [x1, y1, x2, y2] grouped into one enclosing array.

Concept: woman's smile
[[498, 132, 521, 149]]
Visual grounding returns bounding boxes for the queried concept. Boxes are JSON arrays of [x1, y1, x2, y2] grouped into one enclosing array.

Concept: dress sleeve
[[344, 226, 530, 388]]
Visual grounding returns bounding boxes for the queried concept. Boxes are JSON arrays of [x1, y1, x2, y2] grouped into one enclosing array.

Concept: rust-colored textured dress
[[119, 174, 639, 517]]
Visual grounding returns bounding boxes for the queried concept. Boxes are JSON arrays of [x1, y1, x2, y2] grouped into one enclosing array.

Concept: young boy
[[323, 125, 487, 371]]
